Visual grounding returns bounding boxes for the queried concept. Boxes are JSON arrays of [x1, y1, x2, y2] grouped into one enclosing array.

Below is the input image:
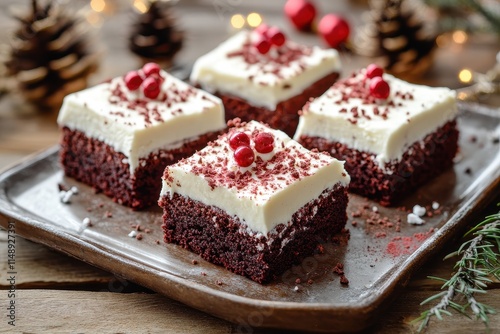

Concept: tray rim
[[1, 119, 499, 332]]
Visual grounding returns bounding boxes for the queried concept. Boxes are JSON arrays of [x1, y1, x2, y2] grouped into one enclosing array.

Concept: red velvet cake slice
[[190, 27, 341, 137], [159, 120, 350, 283], [294, 65, 459, 206], [57, 63, 225, 210]]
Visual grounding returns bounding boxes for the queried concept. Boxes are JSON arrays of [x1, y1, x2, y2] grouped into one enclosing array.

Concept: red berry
[[284, 0, 317, 31], [124, 71, 143, 91], [255, 24, 270, 37], [318, 14, 350, 49], [369, 77, 390, 99], [254, 35, 271, 54], [142, 77, 161, 99], [366, 64, 384, 79], [142, 62, 161, 77], [267, 26, 286, 47], [254, 132, 274, 154], [228, 132, 251, 150], [234, 146, 255, 167]]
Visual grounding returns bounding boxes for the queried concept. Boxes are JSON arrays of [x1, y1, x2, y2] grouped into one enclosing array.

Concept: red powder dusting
[[385, 228, 435, 257]]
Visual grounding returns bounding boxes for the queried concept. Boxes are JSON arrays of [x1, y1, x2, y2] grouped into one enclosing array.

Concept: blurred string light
[[247, 12, 263, 28], [456, 52, 500, 101], [459, 69, 473, 84], [230, 12, 264, 31], [84, 0, 120, 27], [452, 30, 468, 44], [132, 0, 180, 14]]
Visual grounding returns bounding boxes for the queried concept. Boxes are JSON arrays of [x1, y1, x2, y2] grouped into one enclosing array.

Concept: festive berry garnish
[[255, 24, 270, 37], [317, 14, 350, 49], [267, 26, 286, 47], [228, 131, 251, 150], [369, 77, 390, 99], [142, 62, 161, 77], [254, 132, 274, 153], [365, 64, 384, 79], [254, 34, 271, 54], [124, 71, 143, 91], [142, 77, 161, 99], [284, 0, 317, 31], [234, 146, 255, 167]]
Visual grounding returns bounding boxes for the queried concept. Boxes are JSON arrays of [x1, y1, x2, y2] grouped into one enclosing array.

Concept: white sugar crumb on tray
[[407, 213, 425, 225], [432, 201, 440, 210], [128, 230, 137, 238], [412, 204, 426, 217]]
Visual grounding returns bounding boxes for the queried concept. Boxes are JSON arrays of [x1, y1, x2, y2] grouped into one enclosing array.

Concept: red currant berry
[[124, 71, 143, 91], [142, 62, 161, 77], [365, 64, 384, 79], [228, 132, 251, 150], [255, 24, 270, 37], [254, 35, 271, 54], [267, 26, 286, 47], [369, 77, 390, 99], [254, 132, 274, 154], [234, 146, 255, 167], [318, 14, 350, 49], [284, 0, 317, 31], [142, 77, 161, 99]]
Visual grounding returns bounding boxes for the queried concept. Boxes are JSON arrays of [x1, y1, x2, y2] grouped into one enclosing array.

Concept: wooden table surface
[[1, 1, 499, 333]]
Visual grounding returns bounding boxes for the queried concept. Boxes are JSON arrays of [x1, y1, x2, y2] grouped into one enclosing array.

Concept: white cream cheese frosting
[[57, 69, 225, 173], [160, 121, 350, 235], [190, 30, 341, 110], [294, 70, 457, 167]]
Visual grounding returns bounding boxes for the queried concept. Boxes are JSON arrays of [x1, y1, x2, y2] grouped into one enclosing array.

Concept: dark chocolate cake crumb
[[136, 233, 143, 240], [192, 259, 199, 265], [465, 167, 472, 175], [340, 275, 349, 285]]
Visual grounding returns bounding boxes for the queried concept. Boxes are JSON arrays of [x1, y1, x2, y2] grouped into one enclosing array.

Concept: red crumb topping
[[226, 34, 313, 84], [312, 69, 416, 122], [163, 121, 339, 198]]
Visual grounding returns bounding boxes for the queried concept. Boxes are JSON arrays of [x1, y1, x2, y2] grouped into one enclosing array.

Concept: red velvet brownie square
[[159, 120, 350, 283], [294, 65, 459, 206], [58, 63, 225, 210], [190, 29, 341, 137]]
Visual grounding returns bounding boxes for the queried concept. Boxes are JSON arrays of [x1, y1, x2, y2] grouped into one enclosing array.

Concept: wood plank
[[0, 290, 232, 333], [0, 230, 115, 288], [370, 289, 500, 333], [1, 288, 499, 333]]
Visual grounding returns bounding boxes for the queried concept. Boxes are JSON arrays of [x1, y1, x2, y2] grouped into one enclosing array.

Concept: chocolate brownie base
[[298, 121, 459, 206], [60, 127, 221, 210], [217, 72, 339, 137], [159, 185, 348, 284]]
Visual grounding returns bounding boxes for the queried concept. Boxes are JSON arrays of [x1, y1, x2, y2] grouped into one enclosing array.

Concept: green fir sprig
[[414, 205, 500, 332]]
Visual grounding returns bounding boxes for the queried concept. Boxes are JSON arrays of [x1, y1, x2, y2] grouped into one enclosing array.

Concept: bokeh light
[[452, 30, 468, 44], [458, 69, 473, 83], [247, 13, 262, 28], [231, 14, 246, 29]]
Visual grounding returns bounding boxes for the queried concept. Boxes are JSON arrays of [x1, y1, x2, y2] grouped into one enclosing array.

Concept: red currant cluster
[[365, 64, 390, 100], [284, 0, 350, 49], [252, 24, 287, 55], [229, 131, 275, 167], [124, 62, 164, 99]]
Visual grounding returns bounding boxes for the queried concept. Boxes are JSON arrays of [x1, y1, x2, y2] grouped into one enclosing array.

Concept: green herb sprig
[[414, 205, 500, 332]]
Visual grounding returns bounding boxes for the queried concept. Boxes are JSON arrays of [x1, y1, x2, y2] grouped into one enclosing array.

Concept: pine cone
[[129, 1, 183, 67], [4, 0, 99, 110], [354, 0, 437, 77]]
